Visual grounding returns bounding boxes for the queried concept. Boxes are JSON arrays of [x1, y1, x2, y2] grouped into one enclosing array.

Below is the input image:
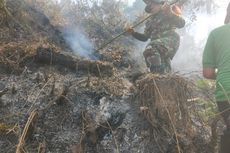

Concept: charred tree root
[[36, 47, 114, 77], [16, 110, 38, 153]]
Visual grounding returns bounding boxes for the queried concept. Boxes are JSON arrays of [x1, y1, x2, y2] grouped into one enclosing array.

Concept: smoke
[[62, 26, 96, 60], [172, 4, 226, 74], [44, 0, 97, 60], [49, 0, 229, 71], [123, 0, 147, 70]]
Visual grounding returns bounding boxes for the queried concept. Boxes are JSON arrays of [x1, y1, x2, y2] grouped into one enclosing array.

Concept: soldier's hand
[[126, 27, 135, 34]]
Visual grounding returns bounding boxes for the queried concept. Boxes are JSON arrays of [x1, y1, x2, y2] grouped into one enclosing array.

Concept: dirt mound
[[136, 74, 214, 153]]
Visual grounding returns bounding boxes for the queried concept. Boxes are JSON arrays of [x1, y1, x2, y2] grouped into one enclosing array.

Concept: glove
[[126, 27, 135, 34], [124, 22, 135, 35]]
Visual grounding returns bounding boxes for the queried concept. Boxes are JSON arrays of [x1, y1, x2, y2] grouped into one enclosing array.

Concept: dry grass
[[16, 110, 38, 153], [137, 73, 193, 128], [136, 73, 198, 152], [0, 40, 62, 74], [0, 122, 13, 133]]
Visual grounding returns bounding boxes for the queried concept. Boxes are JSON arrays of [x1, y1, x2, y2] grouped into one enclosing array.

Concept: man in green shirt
[[202, 2, 230, 153]]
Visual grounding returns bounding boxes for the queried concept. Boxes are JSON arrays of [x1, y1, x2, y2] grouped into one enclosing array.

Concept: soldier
[[127, 0, 185, 73]]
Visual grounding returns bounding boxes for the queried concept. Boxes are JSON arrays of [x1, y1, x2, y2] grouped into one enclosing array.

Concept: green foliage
[[0, 123, 12, 133], [196, 79, 215, 89], [195, 79, 217, 122], [196, 98, 217, 122]]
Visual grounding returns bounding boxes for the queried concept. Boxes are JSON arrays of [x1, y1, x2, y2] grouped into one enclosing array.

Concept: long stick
[[95, 0, 178, 52], [95, 14, 153, 52]]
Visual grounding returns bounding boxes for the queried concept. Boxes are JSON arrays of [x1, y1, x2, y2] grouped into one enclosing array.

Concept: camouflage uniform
[[132, 10, 185, 73]]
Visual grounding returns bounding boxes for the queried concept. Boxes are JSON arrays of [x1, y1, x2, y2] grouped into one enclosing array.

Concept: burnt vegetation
[[0, 0, 221, 153]]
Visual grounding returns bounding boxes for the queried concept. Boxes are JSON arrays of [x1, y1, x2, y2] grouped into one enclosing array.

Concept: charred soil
[[0, 1, 220, 153]]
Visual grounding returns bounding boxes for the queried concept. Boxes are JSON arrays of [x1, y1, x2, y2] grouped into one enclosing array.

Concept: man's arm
[[132, 32, 149, 42], [126, 28, 149, 42], [202, 32, 217, 80], [203, 67, 216, 80]]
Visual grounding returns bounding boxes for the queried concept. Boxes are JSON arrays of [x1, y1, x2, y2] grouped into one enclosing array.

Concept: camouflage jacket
[[132, 11, 185, 41]]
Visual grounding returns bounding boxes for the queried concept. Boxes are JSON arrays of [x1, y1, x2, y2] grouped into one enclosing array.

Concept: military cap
[[143, 0, 165, 4]]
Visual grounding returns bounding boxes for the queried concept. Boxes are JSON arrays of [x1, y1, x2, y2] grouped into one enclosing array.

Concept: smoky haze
[[62, 26, 96, 60], [172, 4, 226, 74], [49, 0, 228, 72], [49, 0, 96, 60]]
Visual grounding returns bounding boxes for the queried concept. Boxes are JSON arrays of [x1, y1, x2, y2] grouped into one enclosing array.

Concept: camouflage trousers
[[143, 33, 180, 73]]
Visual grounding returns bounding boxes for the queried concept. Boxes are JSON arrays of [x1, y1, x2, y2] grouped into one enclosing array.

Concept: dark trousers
[[216, 101, 230, 153]]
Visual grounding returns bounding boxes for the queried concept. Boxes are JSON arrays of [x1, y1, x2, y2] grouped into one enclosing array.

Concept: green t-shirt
[[203, 24, 230, 101]]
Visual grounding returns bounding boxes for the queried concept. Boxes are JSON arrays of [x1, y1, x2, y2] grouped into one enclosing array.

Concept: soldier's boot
[[220, 129, 230, 153], [146, 53, 164, 74], [149, 65, 164, 74]]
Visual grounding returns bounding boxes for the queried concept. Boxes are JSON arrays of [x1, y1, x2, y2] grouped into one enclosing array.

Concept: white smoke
[[172, 1, 227, 74], [48, 0, 97, 59], [62, 26, 96, 60]]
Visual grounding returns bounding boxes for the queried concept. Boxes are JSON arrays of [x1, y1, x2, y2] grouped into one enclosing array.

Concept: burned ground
[[0, 1, 221, 153]]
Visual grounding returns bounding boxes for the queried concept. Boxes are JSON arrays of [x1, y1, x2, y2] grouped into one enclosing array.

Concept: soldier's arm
[[132, 32, 149, 42], [202, 32, 217, 80]]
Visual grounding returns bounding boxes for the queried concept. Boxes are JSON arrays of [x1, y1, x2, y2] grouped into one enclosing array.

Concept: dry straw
[[137, 73, 194, 152]]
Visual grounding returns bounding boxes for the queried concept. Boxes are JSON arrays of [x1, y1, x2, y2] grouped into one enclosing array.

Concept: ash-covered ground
[[0, 0, 220, 153]]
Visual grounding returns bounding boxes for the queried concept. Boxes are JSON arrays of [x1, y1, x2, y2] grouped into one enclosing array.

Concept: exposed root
[[36, 48, 114, 77], [137, 74, 193, 131], [137, 73, 198, 152]]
